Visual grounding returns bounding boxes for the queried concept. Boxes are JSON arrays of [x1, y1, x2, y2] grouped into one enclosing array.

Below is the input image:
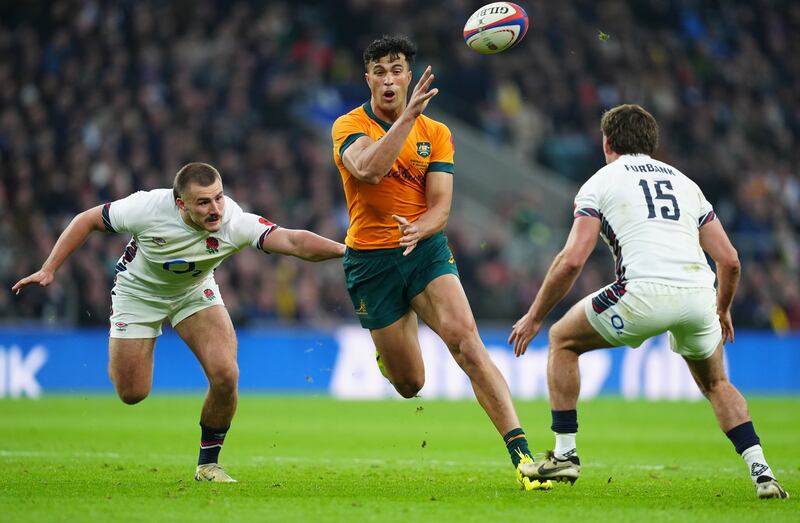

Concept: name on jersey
[[624, 163, 675, 175]]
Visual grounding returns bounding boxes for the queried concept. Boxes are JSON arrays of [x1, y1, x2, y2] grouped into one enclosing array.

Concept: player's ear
[[176, 197, 186, 211]]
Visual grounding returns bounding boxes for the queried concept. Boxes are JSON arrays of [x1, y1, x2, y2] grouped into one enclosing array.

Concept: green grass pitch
[[1, 396, 797, 522]]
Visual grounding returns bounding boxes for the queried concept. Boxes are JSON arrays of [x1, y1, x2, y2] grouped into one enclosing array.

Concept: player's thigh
[[343, 249, 409, 330], [549, 297, 614, 355], [682, 339, 727, 393], [109, 289, 167, 339], [108, 337, 156, 387], [173, 304, 238, 380], [582, 281, 675, 350], [370, 310, 424, 381], [410, 273, 478, 347], [669, 288, 721, 360]]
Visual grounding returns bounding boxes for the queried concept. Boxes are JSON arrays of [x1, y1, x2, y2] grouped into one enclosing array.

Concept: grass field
[[1, 396, 797, 522]]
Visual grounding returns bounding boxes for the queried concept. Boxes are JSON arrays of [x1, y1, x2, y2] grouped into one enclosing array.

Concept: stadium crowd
[[1, 0, 798, 331]]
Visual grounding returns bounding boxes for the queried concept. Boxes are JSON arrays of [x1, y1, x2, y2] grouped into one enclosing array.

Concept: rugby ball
[[463, 2, 529, 54]]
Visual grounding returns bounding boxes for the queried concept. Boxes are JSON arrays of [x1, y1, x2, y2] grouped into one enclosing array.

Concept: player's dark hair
[[363, 35, 416, 70], [173, 162, 221, 200], [601, 104, 659, 156]]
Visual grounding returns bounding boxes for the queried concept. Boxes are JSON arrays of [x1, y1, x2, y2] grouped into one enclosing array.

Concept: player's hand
[[718, 309, 735, 344], [405, 65, 438, 119], [392, 215, 420, 256], [508, 312, 542, 357], [11, 269, 54, 295]]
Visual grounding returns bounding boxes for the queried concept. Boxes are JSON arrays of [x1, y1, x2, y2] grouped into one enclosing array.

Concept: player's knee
[[116, 386, 149, 405], [446, 337, 493, 379], [207, 364, 239, 394], [439, 319, 478, 353], [110, 372, 150, 404], [394, 376, 424, 398], [548, 322, 573, 352], [698, 375, 730, 397], [392, 372, 425, 398], [450, 342, 487, 372]]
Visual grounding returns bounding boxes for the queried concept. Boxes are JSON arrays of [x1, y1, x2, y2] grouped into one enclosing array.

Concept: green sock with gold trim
[[504, 428, 531, 467]]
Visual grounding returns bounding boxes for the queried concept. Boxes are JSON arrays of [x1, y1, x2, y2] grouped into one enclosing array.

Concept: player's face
[[365, 54, 412, 115], [177, 179, 226, 232]]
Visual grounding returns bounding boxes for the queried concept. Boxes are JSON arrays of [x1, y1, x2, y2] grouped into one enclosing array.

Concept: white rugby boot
[[194, 463, 237, 483], [755, 476, 789, 499], [518, 450, 581, 485]]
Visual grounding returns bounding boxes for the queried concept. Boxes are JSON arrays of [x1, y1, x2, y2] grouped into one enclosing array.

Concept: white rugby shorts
[[583, 280, 722, 360], [109, 279, 225, 338]]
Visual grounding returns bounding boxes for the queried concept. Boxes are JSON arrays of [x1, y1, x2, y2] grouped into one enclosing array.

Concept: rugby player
[[509, 104, 788, 499], [332, 35, 545, 490], [13, 162, 346, 482]]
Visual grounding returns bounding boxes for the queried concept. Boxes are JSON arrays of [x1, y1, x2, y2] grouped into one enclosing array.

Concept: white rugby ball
[[463, 2, 529, 55]]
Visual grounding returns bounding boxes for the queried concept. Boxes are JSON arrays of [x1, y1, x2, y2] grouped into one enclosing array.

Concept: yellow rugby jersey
[[332, 102, 455, 250]]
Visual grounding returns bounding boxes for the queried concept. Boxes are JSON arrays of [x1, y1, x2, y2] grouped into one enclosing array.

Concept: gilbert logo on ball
[[463, 2, 529, 54]]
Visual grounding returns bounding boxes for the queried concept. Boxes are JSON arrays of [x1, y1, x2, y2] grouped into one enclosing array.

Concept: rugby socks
[[725, 421, 775, 483], [554, 433, 577, 460], [726, 421, 760, 454], [198, 422, 229, 465], [742, 445, 776, 485], [726, 421, 774, 484], [551, 409, 579, 460], [503, 428, 532, 467]]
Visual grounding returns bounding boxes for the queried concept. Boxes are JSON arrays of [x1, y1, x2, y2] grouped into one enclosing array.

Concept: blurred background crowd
[[2, 0, 798, 331]]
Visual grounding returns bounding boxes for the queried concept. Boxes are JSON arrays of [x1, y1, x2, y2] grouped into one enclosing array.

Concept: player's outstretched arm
[[342, 66, 438, 185], [261, 228, 345, 262], [392, 171, 452, 256], [699, 219, 740, 344], [12, 205, 106, 295], [509, 217, 600, 356]]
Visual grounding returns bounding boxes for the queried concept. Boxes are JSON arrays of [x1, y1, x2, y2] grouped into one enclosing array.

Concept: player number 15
[[638, 179, 680, 221]]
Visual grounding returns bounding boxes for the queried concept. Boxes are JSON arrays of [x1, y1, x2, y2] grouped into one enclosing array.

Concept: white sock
[[554, 433, 577, 460], [742, 445, 775, 484]]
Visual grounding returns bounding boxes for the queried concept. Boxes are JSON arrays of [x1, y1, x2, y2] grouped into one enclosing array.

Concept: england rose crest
[[205, 237, 219, 254], [203, 288, 216, 300]]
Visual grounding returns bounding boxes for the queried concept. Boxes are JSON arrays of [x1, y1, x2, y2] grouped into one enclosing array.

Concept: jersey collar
[[362, 101, 392, 132]]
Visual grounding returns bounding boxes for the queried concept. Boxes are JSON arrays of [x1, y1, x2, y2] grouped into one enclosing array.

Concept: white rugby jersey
[[574, 154, 717, 288], [103, 189, 278, 296]]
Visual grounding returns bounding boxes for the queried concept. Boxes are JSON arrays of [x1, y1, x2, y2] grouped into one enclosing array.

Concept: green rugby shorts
[[343, 232, 459, 329]]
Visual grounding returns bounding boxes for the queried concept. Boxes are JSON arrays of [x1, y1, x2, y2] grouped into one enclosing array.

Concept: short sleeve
[[428, 122, 455, 174], [226, 198, 279, 251], [332, 114, 368, 162], [105, 191, 152, 233], [573, 175, 602, 219], [697, 187, 716, 227]]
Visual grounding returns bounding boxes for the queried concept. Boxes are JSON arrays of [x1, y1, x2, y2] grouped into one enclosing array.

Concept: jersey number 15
[[638, 179, 680, 221]]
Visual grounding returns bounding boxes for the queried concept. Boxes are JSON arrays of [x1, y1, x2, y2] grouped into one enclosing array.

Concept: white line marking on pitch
[[0, 450, 121, 459], [0, 451, 754, 474]]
